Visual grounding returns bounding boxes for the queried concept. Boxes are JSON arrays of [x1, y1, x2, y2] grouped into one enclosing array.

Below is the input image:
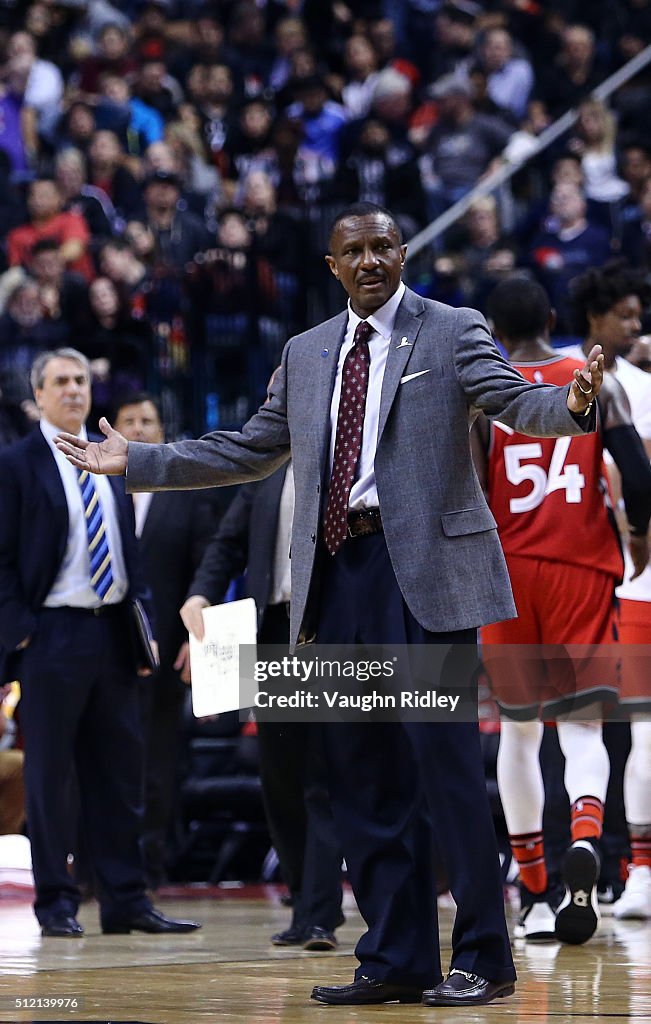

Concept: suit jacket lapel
[[30, 430, 68, 524], [108, 474, 132, 558], [378, 288, 424, 443], [311, 311, 348, 480], [26, 430, 69, 572]]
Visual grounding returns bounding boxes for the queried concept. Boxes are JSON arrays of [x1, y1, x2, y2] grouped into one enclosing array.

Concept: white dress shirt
[[40, 418, 129, 607], [269, 463, 294, 606], [132, 490, 154, 539], [328, 280, 405, 510]]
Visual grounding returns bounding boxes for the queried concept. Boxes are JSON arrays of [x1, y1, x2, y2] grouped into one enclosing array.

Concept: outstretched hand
[[54, 417, 128, 475], [567, 345, 604, 415]]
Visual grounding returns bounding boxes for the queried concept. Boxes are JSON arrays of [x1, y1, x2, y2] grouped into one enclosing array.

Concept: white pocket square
[[400, 369, 431, 384]]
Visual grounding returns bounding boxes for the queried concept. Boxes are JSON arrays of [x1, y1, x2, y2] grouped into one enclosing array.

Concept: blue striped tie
[[77, 469, 115, 601]]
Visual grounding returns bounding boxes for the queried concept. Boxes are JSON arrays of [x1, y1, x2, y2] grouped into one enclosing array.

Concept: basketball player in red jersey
[[568, 265, 651, 920], [472, 277, 651, 946]]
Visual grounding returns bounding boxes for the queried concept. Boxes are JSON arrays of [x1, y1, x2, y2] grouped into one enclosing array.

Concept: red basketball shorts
[[618, 597, 651, 712], [481, 555, 618, 719]]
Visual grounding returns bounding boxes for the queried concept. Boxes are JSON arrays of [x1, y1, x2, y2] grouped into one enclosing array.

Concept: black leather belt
[[347, 508, 383, 538]]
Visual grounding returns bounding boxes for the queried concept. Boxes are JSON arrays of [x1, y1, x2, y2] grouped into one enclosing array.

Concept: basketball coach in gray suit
[[56, 203, 604, 1008]]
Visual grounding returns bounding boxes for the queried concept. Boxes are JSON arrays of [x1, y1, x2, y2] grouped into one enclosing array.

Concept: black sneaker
[[555, 840, 600, 945]]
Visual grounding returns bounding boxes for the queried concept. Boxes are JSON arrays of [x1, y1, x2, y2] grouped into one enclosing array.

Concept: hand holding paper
[[180, 594, 210, 642], [187, 598, 257, 717]]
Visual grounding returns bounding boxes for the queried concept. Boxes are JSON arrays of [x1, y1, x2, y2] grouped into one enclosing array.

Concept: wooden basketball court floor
[[0, 885, 649, 1024]]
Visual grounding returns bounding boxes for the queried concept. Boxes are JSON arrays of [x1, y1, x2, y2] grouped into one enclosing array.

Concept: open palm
[[54, 417, 129, 475]]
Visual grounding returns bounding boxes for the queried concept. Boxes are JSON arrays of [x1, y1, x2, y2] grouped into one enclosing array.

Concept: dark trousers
[[316, 533, 515, 987], [257, 602, 342, 932], [141, 671, 185, 888], [19, 605, 149, 925]]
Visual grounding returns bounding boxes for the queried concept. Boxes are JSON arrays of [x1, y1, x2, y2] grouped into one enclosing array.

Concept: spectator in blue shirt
[[472, 27, 534, 122], [286, 75, 347, 171], [96, 74, 165, 153], [0, 88, 30, 182], [529, 181, 612, 333]]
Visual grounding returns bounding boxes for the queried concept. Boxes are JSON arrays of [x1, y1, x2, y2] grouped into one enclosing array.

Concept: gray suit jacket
[[127, 288, 590, 646]]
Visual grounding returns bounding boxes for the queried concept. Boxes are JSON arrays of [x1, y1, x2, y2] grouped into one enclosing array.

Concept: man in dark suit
[[56, 204, 604, 1005], [0, 349, 199, 937], [112, 391, 231, 890], [181, 463, 344, 950]]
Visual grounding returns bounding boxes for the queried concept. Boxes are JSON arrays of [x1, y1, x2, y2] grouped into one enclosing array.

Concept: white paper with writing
[[189, 598, 257, 717]]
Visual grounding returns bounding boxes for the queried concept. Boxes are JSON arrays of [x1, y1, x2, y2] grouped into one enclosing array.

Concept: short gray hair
[[30, 348, 91, 394]]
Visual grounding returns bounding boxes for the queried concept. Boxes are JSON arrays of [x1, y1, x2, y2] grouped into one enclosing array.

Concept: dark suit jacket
[[0, 427, 152, 684], [138, 487, 233, 675], [187, 465, 289, 632]]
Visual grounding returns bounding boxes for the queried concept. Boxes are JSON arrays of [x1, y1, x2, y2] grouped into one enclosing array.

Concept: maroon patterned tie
[[323, 319, 372, 555]]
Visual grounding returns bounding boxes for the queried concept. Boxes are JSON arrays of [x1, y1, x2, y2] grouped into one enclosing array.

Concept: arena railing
[[403, 42, 651, 266]]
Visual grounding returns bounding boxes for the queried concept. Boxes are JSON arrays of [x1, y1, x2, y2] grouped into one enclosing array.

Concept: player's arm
[[599, 374, 651, 578], [470, 413, 490, 496]]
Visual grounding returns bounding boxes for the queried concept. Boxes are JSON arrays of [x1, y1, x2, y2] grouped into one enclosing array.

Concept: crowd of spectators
[[0, 0, 650, 437]]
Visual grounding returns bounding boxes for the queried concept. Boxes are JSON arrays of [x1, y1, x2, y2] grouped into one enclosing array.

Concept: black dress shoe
[[102, 907, 200, 934], [41, 916, 84, 937], [271, 925, 304, 946], [422, 970, 515, 1006], [303, 926, 337, 951], [311, 977, 423, 1005]]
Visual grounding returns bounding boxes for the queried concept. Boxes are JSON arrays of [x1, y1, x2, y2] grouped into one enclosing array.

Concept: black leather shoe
[[41, 916, 84, 937], [303, 926, 337, 951], [422, 970, 515, 1006], [102, 907, 200, 934], [271, 925, 304, 946], [311, 978, 423, 1005]]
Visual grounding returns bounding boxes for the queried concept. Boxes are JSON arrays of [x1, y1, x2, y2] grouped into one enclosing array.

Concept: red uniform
[[618, 598, 651, 712], [481, 356, 622, 718]]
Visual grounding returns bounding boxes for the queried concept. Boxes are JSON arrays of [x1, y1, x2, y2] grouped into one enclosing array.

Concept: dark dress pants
[[140, 668, 185, 888], [18, 605, 149, 926], [316, 532, 515, 988], [256, 603, 343, 932]]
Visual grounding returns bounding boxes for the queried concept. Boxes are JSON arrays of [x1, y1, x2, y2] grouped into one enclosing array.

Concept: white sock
[[556, 719, 609, 806], [497, 719, 545, 834], [625, 717, 651, 825]]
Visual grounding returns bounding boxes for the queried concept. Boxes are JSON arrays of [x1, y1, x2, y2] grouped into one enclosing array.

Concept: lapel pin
[[396, 337, 411, 349], [321, 348, 329, 357]]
